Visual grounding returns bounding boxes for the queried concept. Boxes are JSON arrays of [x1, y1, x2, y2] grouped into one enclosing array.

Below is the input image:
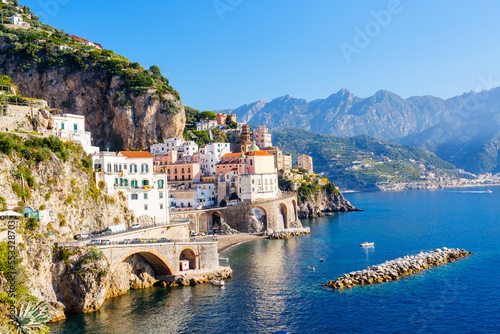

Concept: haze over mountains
[[217, 88, 500, 174]]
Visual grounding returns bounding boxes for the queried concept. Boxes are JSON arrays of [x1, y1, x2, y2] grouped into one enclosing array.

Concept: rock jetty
[[267, 227, 311, 239], [325, 248, 471, 290]]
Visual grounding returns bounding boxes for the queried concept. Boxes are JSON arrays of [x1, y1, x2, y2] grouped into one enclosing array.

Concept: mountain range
[[217, 88, 500, 174]]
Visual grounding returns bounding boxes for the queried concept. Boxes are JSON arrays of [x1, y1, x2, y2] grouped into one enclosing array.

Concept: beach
[[216, 233, 265, 253]]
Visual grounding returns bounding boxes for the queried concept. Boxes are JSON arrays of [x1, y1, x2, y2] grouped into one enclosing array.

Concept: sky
[[28, 0, 500, 111]]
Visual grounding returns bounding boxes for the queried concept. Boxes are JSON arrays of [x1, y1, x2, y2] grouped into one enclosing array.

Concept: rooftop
[[119, 151, 154, 158]]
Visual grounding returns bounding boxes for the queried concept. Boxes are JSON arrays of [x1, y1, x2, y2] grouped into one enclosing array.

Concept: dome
[[249, 143, 260, 152]]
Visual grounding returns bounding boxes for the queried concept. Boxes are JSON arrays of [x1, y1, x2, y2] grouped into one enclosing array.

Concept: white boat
[[486, 189, 493, 193], [319, 258, 325, 262], [210, 279, 225, 286], [308, 266, 315, 271], [360, 241, 375, 247]]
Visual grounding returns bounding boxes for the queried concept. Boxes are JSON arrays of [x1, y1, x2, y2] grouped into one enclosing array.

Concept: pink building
[[153, 151, 178, 172], [164, 163, 201, 182]]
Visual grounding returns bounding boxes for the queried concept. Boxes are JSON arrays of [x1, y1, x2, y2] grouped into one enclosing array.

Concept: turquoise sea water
[[50, 187, 500, 333]]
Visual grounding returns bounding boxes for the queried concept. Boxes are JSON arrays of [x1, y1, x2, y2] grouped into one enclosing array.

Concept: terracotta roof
[[247, 151, 273, 157], [119, 151, 154, 158], [221, 152, 241, 158]]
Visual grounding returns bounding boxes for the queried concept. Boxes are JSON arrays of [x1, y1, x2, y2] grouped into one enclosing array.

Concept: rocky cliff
[[297, 189, 358, 218], [20, 239, 159, 320], [0, 37, 185, 150]]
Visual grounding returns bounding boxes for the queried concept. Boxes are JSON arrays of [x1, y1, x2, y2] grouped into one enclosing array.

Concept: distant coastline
[[341, 181, 500, 193]]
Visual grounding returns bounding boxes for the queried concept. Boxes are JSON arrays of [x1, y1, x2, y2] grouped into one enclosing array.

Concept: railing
[[57, 237, 218, 248]]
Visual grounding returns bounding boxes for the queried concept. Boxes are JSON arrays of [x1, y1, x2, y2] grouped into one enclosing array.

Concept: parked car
[[88, 240, 99, 246], [131, 223, 141, 229], [159, 238, 168, 243], [122, 239, 132, 244], [150, 238, 158, 243], [103, 240, 111, 245], [132, 238, 141, 243]]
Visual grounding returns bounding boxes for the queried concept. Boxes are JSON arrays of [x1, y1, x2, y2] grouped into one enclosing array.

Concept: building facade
[[52, 114, 99, 154], [297, 154, 313, 173], [91, 151, 169, 222], [150, 137, 198, 156], [253, 125, 273, 149]]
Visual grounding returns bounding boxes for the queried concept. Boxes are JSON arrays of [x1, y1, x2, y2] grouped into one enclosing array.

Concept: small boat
[[308, 266, 315, 271], [210, 279, 225, 286], [486, 189, 493, 193], [319, 258, 325, 262], [360, 241, 375, 247]]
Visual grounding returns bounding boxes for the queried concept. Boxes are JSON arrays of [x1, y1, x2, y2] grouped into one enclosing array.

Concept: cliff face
[[298, 190, 358, 218], [0, 41, 185, 150], [21, 241, 158, 319]]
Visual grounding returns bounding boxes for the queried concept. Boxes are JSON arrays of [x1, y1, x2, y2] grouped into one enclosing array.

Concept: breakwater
[[267, 227, 311, 239], [325, 248, 471, 289]]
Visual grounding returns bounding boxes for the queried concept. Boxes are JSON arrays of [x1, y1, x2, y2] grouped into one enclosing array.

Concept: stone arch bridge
[[97, 241, 221, 279], [170, 192, 301, 233]]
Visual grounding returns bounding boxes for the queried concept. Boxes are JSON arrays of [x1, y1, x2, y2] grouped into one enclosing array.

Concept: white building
[[52, 114, 99, 154], [237, 173, 279, 203], [9, 15, 23, 25], [169, 182, 216, 209], [91, 151, 170, 223], [195, 119, 218, 131], [199, 142, 231, 176], [150, 137, 198, 156]]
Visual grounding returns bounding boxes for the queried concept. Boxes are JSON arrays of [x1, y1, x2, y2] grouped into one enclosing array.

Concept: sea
[[50, 187, 500, 333]]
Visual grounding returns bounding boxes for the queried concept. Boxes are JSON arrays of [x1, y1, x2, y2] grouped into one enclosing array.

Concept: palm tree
[[9, 301, 51, 334]]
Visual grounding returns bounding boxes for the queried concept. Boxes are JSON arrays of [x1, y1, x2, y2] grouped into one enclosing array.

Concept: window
[[158, 179, 164, 189], [175, 176, 178, 181], [188, 167, 191, 173], [141, 164, 149, 173], [167, 169, 170, 174], [61, 123, 65, 130], [131, 180, 138, 189], [252, 179, 254, 184], [123, 164, 127, 170], [131, 194, 138, 200], [107, 164, 111, 173], [160, 204, 163, 210], [130, 164, 137, 173], [142, 180, 149, 186], [73, 124, 78, 131], [159, 192, 163, 199], [144, 205, 148, 211], [114, 178, 118, 185], [144, 193, 148, 200], [182, 168, 185, 173]]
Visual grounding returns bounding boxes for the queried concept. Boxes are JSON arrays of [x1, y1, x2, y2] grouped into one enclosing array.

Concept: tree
[[229, 192, 239, 201], [149, 65, 161, 76], [219, 199, 227, 207], [226, 115, 238, 129], [199, 111, 217, 120]]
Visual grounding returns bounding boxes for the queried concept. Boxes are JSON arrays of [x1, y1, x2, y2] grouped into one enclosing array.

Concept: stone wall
[[224, 193, 302, 232]]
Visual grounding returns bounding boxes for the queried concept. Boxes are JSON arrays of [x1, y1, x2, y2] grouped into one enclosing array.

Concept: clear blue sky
[[28, 0, 500, 110]]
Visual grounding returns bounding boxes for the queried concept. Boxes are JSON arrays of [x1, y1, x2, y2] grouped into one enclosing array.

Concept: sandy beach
[[216, 233, 266, 253]]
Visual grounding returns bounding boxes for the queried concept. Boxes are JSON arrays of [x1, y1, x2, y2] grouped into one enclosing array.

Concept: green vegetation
[[183, 106, 230, 146], [9, 301, 51, 334], [0, 242, 37, 305], [273, 128, 460, 191]]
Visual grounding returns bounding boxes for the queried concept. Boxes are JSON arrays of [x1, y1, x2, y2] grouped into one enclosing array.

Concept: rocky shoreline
[[267, 228, 311, 239], [325, 248, 471, 290], [159, 267, 232, 287]]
